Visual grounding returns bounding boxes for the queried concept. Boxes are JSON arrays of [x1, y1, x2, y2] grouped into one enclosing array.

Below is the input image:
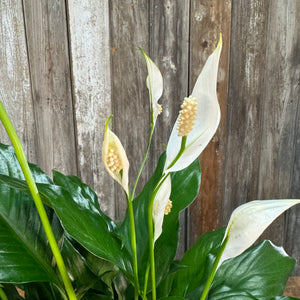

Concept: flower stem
[[143, 262, 150, 299], [167, 136, 187, 170], [126, 194, 139, 300], [126, 122, 156, 300], [131, 122, 155, 200], [199, 237, 228, 300], [0, 101, 77, 300], [147, 173, 169, 300]]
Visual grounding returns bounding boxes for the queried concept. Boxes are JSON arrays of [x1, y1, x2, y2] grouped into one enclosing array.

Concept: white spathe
[[102, 116, 130, 195], [141, 49, 163, 124], [165, 36, 222, 172], [152, 174, 172, 242], [218, 199, 300, 269]]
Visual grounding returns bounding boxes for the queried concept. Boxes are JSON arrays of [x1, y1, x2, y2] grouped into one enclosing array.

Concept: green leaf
[[38, 178, 132, 278], [0, 144, 62, 287], [60, 237, 99, 298], [210, 241, 296, 299], [0, 143, 132, 282], [52, 170, 116, 232], [22, 282, 63, 300], [166, 228, 225, 298]]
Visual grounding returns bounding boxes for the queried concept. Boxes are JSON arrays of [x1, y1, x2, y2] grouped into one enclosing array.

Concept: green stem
[[143, 262, 150, 299], [126, 194, 139, 300], [0, 286, 8, 300], [0, 101, 77, 300], [167, 136, 187, 170], [128, 118, 157, 300], [199, 237, 228, 300], [147, 173, 169, 300], [131, 121, 155, 200]]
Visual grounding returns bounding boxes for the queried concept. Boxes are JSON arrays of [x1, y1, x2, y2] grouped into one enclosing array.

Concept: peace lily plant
[[0, 35, 299, 300]]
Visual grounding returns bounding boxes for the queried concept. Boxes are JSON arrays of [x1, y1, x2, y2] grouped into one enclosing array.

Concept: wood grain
[[223, 0, 270, 221], [23, 0, 77, 176], [188, 0, 232, 246], [66, 0, 114, 217], [262, 0, 300, 273], [284, 277, 300, 297], [0, 1, 36, 162], [109, 0, 150, 219], [149, 0, 190, 257]]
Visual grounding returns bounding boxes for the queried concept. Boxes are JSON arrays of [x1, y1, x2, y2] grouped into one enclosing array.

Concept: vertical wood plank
[[109, 0, 150, 219], [23, 0, 77, 176], [188, 0, 232, 246], [0, 1, 36, 162], [66, 0, 114, 217], [149, 0, 190, 257], [257, 0, 300, 268], [223, 0, 270, 222]]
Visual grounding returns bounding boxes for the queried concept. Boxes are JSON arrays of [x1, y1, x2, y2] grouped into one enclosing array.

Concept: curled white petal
[[141, 49, 163, 123], [218, 199, 300, 269], [152, 175, 172, 242], [102, 116, 129, 195], [166, 36, 222, 172]]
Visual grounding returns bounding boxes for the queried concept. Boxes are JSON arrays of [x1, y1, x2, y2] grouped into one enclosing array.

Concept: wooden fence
[[0, 0, 299, 274]]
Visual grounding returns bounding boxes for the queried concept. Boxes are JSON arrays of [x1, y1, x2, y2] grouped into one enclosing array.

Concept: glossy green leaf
[[0, 144, 62, 287], [210, 241, 296, 299], [165, 228, 225, 298], [0, 143, 132, 281], [42, 177, 132, 278], [60, 237, 99, 298], [52, 171, 116, 232], [22, 282, 63, 300]]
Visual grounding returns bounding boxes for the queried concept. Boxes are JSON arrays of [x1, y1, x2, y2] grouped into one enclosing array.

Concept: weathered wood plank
[[109, 0, 150, 219], [258, 0, 300, 272], [284, 277, 300, 297], [66, 0, 114, 217], [0, 1, 36, 161], [149, 0, 190, 257], [188, 0, 232, 246], [222, 0, 270, 222], [23, 0, 77, 176]]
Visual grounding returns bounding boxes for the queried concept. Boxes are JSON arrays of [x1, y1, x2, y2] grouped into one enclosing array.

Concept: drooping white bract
[[218, 199, 300, 269], [102, 116, 129, 195], [141, 49, 163, 124], [152, 175, 172, 242], [165, 35, 222, 172]]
